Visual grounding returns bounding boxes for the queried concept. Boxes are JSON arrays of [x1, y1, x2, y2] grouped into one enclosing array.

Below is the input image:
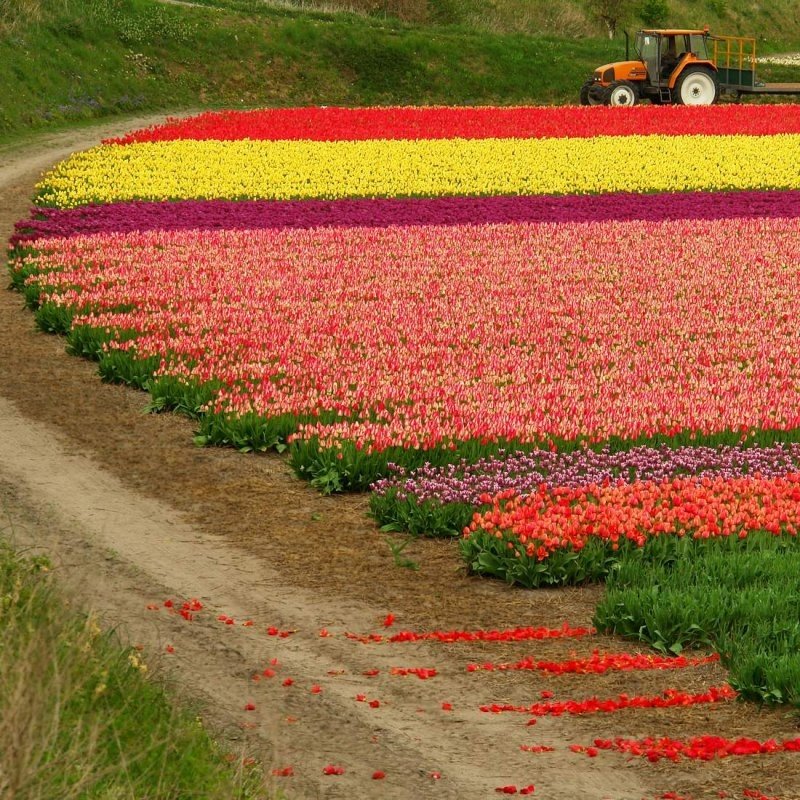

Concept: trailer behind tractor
[[581, 27, 800, 106]]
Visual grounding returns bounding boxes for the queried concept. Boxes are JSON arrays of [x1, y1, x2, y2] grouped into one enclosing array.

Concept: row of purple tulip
[[372, 443, 800, 505]]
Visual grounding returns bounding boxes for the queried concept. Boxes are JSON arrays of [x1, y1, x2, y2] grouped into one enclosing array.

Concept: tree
[[639, 0, 669, 27], [586, 0, 634, 39]]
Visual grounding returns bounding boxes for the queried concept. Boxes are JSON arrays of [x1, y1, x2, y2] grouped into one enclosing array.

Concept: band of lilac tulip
[[12, 189, 800, 246], [372, 443, 800, 506]]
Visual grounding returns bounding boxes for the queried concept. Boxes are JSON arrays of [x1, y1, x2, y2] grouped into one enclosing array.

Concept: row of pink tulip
[[18, 214, 800, 454]]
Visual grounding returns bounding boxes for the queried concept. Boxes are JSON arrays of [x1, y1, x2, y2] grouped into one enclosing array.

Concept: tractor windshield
[[689, 33, 711, 59], [635, 32, 660, 83]]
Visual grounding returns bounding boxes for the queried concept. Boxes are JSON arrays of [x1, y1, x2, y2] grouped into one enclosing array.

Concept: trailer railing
[[710, 35, 757, 88]]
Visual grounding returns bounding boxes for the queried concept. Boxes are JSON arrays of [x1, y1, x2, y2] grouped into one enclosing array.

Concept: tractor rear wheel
[[606, 81, 639, 107], [674, 67, 719, 105]]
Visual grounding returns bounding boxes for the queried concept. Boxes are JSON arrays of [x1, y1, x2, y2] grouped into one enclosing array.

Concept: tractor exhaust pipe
[[624, 30, 630, 60]]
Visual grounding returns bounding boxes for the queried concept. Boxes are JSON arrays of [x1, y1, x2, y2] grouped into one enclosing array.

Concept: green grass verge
[[0, 539, 270, 799], [594, 532, 800, 705]]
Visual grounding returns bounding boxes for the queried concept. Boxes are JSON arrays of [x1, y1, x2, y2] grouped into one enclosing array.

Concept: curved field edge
[[11, 326, 800, 715], [13, 285, 800, 709], [11, 215, 800, 712], [0, 539, 269, 799]]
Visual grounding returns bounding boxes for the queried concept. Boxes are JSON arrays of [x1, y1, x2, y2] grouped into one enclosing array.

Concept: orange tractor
[[581, 27, 800, 106]]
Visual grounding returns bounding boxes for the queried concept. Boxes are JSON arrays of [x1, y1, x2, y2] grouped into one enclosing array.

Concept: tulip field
[[9, 104, 800, 706]]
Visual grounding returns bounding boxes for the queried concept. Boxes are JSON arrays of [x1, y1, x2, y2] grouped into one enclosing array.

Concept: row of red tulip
[[106, 104, 800, 144]]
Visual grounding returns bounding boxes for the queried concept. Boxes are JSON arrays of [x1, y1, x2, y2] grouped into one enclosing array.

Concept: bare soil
[[1, 117, 798, 799]]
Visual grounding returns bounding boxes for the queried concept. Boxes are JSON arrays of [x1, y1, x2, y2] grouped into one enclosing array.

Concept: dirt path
[[0, 118, 795, 800], [0, 396, 639, 799]]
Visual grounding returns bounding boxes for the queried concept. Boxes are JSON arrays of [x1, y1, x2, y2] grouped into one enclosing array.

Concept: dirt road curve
[[0, 118, 792, 800]]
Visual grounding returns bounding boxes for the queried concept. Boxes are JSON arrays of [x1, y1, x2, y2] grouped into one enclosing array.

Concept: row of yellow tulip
[[36, 134, 800, 208]]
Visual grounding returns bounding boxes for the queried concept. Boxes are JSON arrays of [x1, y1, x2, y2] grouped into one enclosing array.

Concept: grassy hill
[[197, 0, 800, 41], [1, 0, 799, 143]]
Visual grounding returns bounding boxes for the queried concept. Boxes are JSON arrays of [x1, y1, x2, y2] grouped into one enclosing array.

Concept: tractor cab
[[637, 29, 713, 85], [581, 27, 720, 106]]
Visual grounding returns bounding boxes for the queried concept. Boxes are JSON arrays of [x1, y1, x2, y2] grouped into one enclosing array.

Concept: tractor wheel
[[674, 67, 719, 105], [580, 80, 604, 106], [606, 81, 639, 107], [587, 89, 604, 106]]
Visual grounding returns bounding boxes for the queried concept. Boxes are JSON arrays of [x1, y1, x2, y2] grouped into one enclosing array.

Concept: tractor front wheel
[[581, 78, 606, 106], [606, 81, 639, 107], [580, 80, 603, 106], [674, 67, 719, 105]]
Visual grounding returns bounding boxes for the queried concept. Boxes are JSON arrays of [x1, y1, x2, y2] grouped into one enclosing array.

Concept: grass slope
[[1, 0, 799, 142], [197, 0, 800, 42]]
